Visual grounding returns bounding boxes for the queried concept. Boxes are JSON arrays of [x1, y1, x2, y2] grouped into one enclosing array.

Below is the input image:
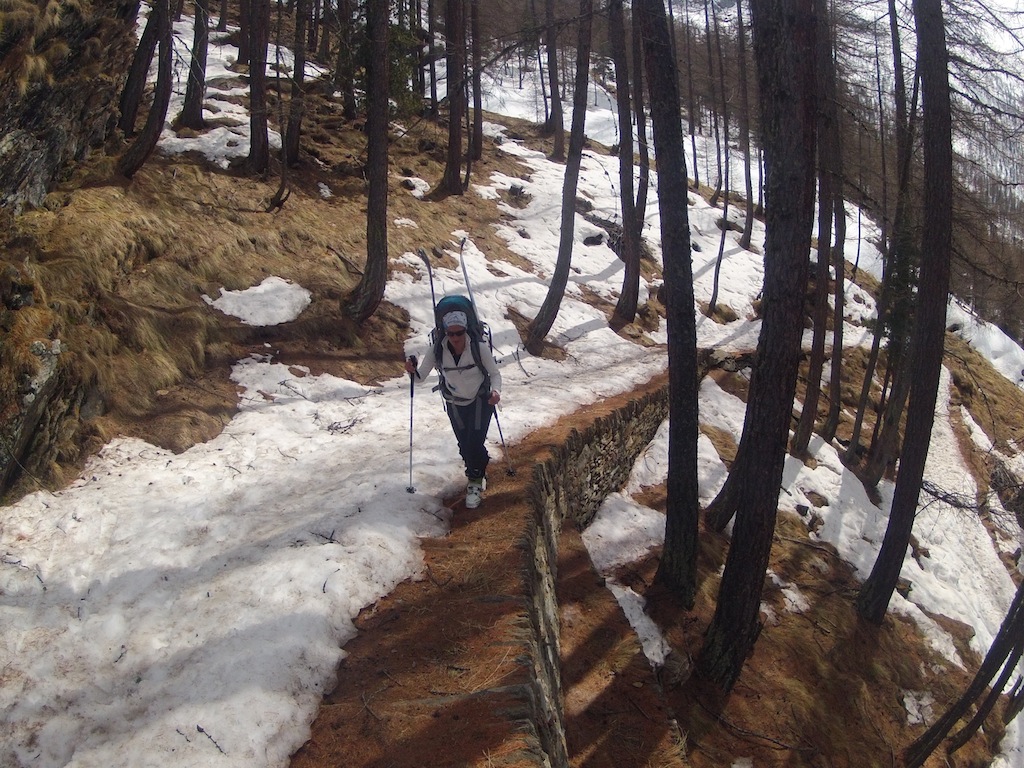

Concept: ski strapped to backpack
[[431, 294, 493, 404]]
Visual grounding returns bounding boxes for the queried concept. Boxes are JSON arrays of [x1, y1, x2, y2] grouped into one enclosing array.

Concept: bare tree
[[343, 0, 390, 322], [631, 11, 650, 231], [683, 0, 700, 189], [844, 18, 900, 468], [428, 0, 439, 116], [118, 6, 161, 136], [735, 0, 756, 249], [608, 0, 642, 326], [696, 0, 817, 691], [791, 0, 838, 455], [437, 0, 467, 195], [859, 0, 920, 487], [238, 0, 252, 65], [470, 0, 483, 162], [247, 0, 271, 174], [334, 0, 357, 119], [285, 0, 309, 165], [634, 0, 701, 605], [544, 0, 564, 160], [525, 0, 593, 354], [118, 0, 173, 178], [856, 0, 954, 626], [703, 0, 723, 205], [905, 562, 1024, 765], [823, 192, 846, 441], [179, 0, 211, 130], [706, 0, 731, 315]]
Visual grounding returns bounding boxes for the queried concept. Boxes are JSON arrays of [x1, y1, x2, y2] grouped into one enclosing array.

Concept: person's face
[[445, 325, 468, 352]]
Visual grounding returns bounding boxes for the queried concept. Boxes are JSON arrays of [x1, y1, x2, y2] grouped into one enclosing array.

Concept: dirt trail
[[290, 377, 685, 768]]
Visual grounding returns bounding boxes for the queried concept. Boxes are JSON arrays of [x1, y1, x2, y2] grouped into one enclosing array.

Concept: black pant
[[446, 397, 494, 480]]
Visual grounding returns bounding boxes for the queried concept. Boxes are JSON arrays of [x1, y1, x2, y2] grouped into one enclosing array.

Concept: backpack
[[431, 295, 492, 402]]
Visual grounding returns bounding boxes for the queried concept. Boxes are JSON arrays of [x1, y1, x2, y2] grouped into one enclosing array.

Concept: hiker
[[405, 309, 502, 508]]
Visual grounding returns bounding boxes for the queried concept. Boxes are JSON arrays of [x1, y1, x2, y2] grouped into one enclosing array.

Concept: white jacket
[[413, 339, 502, 406]]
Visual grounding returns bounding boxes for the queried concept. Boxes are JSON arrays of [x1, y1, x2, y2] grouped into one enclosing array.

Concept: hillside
[[0, 98, 543, 500], [4, 15, 1024, 768], [3, 105, 1022, 767]]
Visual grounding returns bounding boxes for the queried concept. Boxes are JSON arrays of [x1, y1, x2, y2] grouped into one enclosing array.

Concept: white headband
[[442, 311, 468, 329]]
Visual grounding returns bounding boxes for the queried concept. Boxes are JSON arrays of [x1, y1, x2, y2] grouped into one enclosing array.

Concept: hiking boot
[[465, 477, 485, 509]]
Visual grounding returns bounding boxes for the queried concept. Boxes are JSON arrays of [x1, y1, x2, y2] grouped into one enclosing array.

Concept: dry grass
[[0, 97, 561, 498]]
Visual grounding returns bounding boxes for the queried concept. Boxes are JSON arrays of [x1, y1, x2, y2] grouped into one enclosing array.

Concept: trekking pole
[[406, 356, 417, 493], [493, 409, 516, 476]]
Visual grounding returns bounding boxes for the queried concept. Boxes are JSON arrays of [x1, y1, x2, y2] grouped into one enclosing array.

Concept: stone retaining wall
[[521, 384, 670, 766]]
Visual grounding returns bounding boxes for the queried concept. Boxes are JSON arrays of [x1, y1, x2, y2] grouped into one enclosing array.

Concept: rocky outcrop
[[0, 1, 139, 213]]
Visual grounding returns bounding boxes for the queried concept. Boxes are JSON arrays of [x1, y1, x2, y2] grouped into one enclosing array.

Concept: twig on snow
[[196, 724, 226, 754]]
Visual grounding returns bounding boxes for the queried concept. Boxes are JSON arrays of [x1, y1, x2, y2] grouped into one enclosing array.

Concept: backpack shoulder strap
[[467, 333, 491, 395]]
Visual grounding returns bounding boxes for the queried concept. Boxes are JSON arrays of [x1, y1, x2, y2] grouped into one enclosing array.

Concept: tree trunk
[[735, 0, 756, 248], [844, 45, 893, 467], [437, 0, 466, 195], [414, 0, 426, 103], [706, 0, 731, 316], [525, 0, 593, 354], [792, 0, 837, 455], [179, 0, 211, 130], [247, 0, 270, 174], [860, 0, 920, 485], [307, 0, 318, 55], [823, 193, 846, 441], [704, 0, 723, 206], [635, 0, 700, 607], [696, 0, 817, 692], [118, 7, 160, 136], [529, 0, 549, 123], [117, 0, 173, 179], [609, 0, 641, 326], [820, 2, 845, 444], [238, 0, 252, 66], [856, 0, 953, 626], [791, 174, 830, 455], [905, 583, 1024, 766], [632, 15, 650, 234], [285, 0, 309, 165], [334, 0, 357, 119], [470, 0, 483, 162], [428, 0, 439, 116], [316, 3, 331, 62], [343, 0, 390, 322], [683, 0, 700, 189], [862, 350, 910, 484], [544, 0, 564, 160]]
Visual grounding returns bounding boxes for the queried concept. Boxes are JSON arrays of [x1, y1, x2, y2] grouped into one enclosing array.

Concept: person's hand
[[405, 356, 417, 375], [488, 390, 501, 405]]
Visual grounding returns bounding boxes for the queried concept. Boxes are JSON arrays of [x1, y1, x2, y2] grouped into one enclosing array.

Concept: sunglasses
[[446, 329, 466, 338]]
